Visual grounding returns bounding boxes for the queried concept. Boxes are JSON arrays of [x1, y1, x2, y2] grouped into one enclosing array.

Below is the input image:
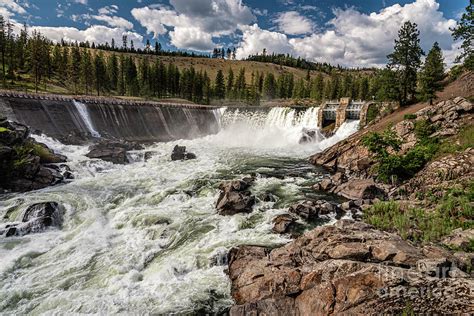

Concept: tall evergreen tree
[[0, 16, 5, 87], [451, 2, 473, 70], [226, 68, 234, 99], [107, 53, 119, 91], [27, 31, 48, 92], [214, 69, 225, 99], [418, 42, 445, 104], [387, 21, 424, 105], [81, 50, 93, 95], [263, 73, 276, 99], [94, 51, 108, 96], [69, 46, 82, 93], [358, 76, 369, 100]]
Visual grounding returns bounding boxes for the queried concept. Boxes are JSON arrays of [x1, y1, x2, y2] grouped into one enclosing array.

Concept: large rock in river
[[86, 141, 142, 164], [227, 220, 474, 315], [1, 202, 65, 237], [171, 145, 196, 161], [216, 178, 255, 215]]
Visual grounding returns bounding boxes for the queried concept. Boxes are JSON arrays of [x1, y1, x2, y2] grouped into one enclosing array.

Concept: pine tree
[[94, 51, 108, 96], [358, 77, 369, 100], [226, 68, 234, 99], [263, 73, 276, 99], [234, 68, 246, 99], [117, 54, 125, 95], [108, 53, 118, 91], [387, 21, 424, 105], [214, 69, 225, 99], [81, 50, 93, 95], [27, 30, 48, 92], [69, 46, 82, 93], [451, 2, 473, 70], [418, 42, 445, 104]]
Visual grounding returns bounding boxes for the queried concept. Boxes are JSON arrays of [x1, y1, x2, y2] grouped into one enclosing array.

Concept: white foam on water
[[73, 100, 101, 138], [0, 106, 360, 314]]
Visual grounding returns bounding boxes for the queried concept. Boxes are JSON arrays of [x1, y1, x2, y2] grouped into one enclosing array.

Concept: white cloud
[[274, 11, 314, 35], [31, 25, 144, 48], [170, 26, 215, 51], [74, 0, 88, 5], [236, 0, 459, 67], [132, 0, 256, 51], [0, 0, 27, 18], [92, 14, 133, 29], [236, 24, 294, 59], [98, 5, 119, 15]]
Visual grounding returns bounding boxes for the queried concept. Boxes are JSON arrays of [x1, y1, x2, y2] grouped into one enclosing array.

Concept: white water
[[73, 100, 101, 138], [0, 107, 359, 314]]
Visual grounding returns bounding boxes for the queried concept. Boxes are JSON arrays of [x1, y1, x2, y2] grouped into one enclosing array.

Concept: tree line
[[0, 2, 471, 106]]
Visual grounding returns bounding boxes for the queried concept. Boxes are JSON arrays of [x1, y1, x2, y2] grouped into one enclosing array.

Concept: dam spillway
[[0, 92, 221, 143]]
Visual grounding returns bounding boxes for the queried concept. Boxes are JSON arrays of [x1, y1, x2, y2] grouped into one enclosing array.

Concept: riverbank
[[226, 96, 473, 314]]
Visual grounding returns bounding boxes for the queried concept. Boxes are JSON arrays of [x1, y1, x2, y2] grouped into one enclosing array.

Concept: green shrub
[[404, 113, 417, 120], [0, 127, 10, 133], [366, 105, 380, 123], [362, 123, 439, 183], [365, 186, 473, 242]]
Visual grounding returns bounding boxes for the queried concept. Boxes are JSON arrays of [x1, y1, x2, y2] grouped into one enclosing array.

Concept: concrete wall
[[0, 95, 221, 143]]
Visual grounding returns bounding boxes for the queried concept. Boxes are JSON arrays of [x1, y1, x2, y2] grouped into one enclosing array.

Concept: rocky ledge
[[228, 220, 474, 315], [0, 117, 71, 192]]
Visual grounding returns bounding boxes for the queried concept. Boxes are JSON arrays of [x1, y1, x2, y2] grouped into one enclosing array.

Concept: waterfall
[[72, 100, 101, 138]]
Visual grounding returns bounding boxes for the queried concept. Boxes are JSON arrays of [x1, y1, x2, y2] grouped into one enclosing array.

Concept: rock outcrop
[[228, 220, 474, 315], [171, 145, 197, 161], [1, 202, 65, 237], [216, 178, 255, 215], [310, 97, 473, 203], [0, 117, 69, 192]]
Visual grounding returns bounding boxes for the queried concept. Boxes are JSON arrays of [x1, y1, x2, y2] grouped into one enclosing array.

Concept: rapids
[[0, 106, 359, 314]]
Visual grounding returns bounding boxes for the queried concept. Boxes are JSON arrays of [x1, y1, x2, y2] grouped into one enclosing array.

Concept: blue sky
[[1, 0, 469, 67]]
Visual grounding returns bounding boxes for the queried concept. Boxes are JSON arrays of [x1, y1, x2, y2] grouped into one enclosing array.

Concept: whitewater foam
[[0, 106, 360, 314]]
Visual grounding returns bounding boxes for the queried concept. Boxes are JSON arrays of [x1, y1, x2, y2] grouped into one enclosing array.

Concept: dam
[[0, 91, 387, 144]]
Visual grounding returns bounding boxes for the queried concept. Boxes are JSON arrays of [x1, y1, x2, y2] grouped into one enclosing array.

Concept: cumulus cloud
[[74, 0, 88, 5], [0, 0, 27, 18], [32, 25, 143, 48], [132, 0, 256, 51], [236, 24, 295, 59], [274, 11, 314, 35], [92, 14, 133, 29], [237, 0, 459, 67]]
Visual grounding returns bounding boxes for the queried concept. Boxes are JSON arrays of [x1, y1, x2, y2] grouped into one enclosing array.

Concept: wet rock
[[1, 202, 65, 237], [227, 220, 474, 314], [263, 193, 277, 202], [0, 119, 29, 146], [171, 145, 197, 161], [341, 200, 354, 211], [319, 178, 333, 191], [86, 141, 138, 164], [288, 201, 319, 220], [272, 214, 300, 235], [299, 128, 320, 144], [216, 179, 255, 215], [144, 151, 156, 161]]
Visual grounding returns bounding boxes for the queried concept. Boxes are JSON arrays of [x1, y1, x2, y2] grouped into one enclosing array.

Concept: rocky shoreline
[[225, 97, 474, 314]]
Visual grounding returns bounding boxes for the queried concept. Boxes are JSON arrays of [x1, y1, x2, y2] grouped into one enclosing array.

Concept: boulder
[[288, 201, 319, 220], [227, 220, 474, 315], [333, 178, 386, 200], [441, 229, 474, 251], [216, 179, 255, 215], [0, 119, 29, 146], [272, 214, 300, 235], [86, 140, 141, 164], [171, 145, 197, 161], [1, 202, 65, 237]]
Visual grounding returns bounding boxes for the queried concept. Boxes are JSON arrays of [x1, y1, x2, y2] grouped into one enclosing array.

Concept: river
[[0, 107, 359, 314]]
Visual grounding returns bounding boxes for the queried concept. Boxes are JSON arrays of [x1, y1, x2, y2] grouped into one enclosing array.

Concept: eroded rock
[[227, 220, 474, 314], [171, 145, 196, 161], [216, 178, 255, 215]]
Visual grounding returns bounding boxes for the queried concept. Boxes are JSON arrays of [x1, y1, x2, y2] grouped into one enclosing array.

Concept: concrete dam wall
[[0, 94, 221, 143]]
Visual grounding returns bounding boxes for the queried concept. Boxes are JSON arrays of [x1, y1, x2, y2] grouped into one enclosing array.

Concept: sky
[[0, 0, 469, 67]]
